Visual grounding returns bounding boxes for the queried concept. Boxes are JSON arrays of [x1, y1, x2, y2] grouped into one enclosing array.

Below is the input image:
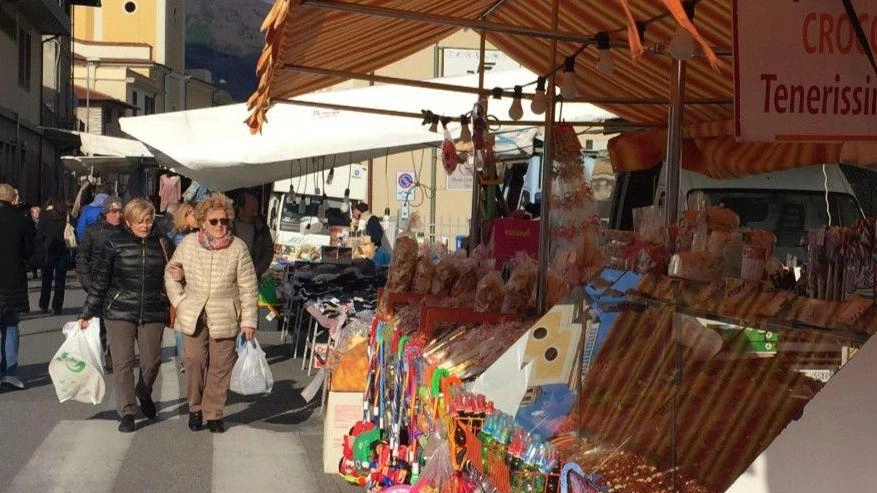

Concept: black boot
[[206, 419, 225, 434], [139, 396, 157, 419], [118, 415, 135, 433], [188, 412, 203, 431]]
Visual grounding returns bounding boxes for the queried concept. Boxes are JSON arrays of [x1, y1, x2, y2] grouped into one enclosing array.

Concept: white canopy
[[119, 68, 615, 191]]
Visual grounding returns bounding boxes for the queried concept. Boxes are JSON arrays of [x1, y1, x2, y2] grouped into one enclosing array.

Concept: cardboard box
[[322, 391, 365, 474], [491, 218, 540, 265]]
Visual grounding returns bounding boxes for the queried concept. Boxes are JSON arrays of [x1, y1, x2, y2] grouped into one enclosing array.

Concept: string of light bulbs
[[417, 0, 707, 136]]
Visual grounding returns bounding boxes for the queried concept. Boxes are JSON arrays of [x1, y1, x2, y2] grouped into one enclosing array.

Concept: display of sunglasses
[[208, 218, 230, 226]]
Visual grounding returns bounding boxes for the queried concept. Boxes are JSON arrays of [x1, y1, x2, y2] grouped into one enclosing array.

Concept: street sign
[[396, 170, 417, 202]]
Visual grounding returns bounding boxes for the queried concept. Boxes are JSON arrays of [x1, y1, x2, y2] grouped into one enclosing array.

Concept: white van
[[628, 164, 865, 258]]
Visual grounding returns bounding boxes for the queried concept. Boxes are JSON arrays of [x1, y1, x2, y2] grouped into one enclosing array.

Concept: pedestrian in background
[[166, 193, 258, 433], [169, 201, 198, 372], [28, 206, 41, 279], [78, 198, 170, 433], [233, 192, 274, 278], [0, 184, 32, 389], [76, 195, 123, 371], [75, 186, 108, 241], [36, 198, 70, 315]]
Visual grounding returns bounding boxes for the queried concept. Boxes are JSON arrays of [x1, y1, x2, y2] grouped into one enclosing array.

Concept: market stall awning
[[248, 0, 732, 131], [249, 1, 877, 178], [119, 68, 614, 191], [61, 155, 146, 174]]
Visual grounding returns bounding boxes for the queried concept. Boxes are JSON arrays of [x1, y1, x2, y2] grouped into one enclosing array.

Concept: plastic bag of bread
[[431, 251, 463, 295], [502, 252, 538, 314], [386, 235, 419, 293], [474, 271, 505, 312], [412, 255, 436, 294], [668, 252, 724, 282], [451, 258, 479, 297]]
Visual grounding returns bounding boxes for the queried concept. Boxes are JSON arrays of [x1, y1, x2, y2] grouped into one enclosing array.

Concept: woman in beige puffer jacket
[[165, 193, 258, 434]]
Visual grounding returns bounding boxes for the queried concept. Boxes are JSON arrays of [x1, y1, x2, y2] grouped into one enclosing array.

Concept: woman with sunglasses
[[165, 193, 258, 433], [77, 198, 171, 433]]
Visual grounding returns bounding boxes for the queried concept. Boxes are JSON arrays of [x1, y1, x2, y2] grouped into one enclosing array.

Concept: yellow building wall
[[98, 0, 158, 56], [72, 6, 95, 40]]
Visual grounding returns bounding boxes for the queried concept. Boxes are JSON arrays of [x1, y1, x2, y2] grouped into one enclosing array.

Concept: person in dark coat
[[36, 198, 70, 315], [76, 195, 123, 371], [28, 206, 41, 279], [0, 184, 32, 389], [77, 198, 170, 433]]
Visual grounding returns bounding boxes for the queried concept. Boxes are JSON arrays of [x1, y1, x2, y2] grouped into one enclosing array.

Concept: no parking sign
[[396, 170, 417, 202]]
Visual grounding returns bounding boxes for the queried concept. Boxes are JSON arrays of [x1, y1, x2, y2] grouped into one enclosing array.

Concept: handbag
[[64, 222, 77, 249], [158, 238, 176, 327]]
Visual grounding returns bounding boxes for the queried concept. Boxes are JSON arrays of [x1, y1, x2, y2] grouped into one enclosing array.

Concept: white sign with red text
[[733, 0, 877, 142]]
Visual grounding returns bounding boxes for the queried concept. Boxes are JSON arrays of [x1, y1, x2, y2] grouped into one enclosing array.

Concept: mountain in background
[[185, 0, 272, 102]]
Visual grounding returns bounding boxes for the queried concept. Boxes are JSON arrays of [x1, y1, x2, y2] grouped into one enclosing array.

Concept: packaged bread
[[474, 271, 505, 312], [451, 258, 479, 297], [668, 252, 723, 282], [412, 254, 436, 294], [502, 252, 538, 314], [386, 236, 419, 293]]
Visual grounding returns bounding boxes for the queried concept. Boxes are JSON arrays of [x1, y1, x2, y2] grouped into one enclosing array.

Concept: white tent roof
[[119, 68, 614, 191]]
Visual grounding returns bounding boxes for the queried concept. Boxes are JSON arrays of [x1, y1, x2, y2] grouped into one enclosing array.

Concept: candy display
[[387, 236, 419, 293]]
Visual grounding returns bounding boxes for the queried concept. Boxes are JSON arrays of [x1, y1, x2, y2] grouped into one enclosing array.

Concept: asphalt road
[[0, 276, 360, 493]]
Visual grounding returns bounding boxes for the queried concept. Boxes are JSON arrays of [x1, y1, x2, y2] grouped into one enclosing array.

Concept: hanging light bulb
[[530, 77, 547, 115], [285, 184, 296, 204], [508, 86, 524, 121], [326, 167, 335, 185], [559, 56, 578, 100], [341, 188, 350, 213], [318, 194, 329, 221], [298, 197, 306, 214], [669, 1, 697, 60], [459, 114, 472, 142], [595, 32, 615, 75]]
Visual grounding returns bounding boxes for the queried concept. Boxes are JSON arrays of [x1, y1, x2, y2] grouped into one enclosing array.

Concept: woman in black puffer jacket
[[78, 198, 170, 433]]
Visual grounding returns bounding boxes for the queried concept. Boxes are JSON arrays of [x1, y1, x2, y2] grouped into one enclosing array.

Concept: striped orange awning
[[249, 0, 876, 177]]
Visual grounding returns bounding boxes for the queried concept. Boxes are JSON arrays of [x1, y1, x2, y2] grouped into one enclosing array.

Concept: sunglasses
[[108, 209, 122, 214], [208, 218, 230, 226]]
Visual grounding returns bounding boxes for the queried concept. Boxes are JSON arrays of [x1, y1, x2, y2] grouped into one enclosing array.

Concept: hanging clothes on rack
[[182, 180, 210, 202], [158, 173, 181, 212]]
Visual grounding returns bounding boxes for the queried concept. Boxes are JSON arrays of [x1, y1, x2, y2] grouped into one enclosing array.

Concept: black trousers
[[39, 254, 69, 313]]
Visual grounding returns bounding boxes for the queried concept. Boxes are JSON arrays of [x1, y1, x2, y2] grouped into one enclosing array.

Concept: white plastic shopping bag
[[230, 338, 274, 395], [49, 319, 106, 405]]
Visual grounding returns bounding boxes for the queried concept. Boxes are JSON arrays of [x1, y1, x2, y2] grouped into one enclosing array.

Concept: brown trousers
[[183, 321, 237, 420], [105, 320, 165, 418]]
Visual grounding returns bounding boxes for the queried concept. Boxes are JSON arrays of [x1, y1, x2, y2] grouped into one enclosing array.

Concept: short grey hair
[[102, 195, 123, 214]]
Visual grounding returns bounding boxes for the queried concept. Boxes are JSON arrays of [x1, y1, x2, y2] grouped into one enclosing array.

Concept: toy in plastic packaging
[[230, 338, 274, 395], [49, 319, 105, 405], [474, 271, 505, 312], [502, 252, 538, 314], [387, 236, 419, 293], [412, 254, 436, 295]]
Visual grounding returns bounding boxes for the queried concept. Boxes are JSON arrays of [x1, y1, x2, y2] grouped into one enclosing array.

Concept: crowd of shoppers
[[1, 179, 272, 434]]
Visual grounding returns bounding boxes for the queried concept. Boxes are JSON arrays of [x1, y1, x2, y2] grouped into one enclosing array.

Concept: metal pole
[[468, 31, 487, 250], [536, 0, 560, 314], [430, 47, 439, 243], [664, 58, 686, 226]]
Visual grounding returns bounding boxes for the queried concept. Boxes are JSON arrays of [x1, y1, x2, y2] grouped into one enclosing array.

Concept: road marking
[[212, 427, 318, 492], [6, 420, 134, 493]]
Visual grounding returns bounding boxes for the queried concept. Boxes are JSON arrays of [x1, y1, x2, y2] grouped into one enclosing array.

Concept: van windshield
[[692, 189, 863, 258]]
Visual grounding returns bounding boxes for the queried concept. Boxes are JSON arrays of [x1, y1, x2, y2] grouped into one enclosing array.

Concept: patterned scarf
[[198, 230, 233, 250]]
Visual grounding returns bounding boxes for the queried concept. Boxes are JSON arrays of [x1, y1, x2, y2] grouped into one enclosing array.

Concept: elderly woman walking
[[165, 193, 258, 433], [77, 199, 170, 433]]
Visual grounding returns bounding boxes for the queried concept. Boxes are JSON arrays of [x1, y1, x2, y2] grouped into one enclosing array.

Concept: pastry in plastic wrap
[[474, 271, 505, 312], [668, 252, 723, 282], [432, 252, 463, 295], [386, 235, 419, 293], [451, 258, 479, 297], [502, 252, 538, 314], [412, 254, 436, 294]]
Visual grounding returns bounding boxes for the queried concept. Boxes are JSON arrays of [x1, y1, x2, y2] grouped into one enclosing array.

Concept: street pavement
[[0, 277, 360, 493]]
